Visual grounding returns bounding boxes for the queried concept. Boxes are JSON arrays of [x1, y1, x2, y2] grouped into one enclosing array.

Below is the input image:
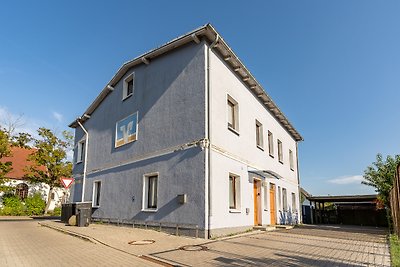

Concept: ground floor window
[[93, 181, 101, 207], [229, 174, 240, 210], [16, 183, 28, 200], [282, 188, 288, 211], [291, 192, 297, 212], [143, 174, 158, 210]]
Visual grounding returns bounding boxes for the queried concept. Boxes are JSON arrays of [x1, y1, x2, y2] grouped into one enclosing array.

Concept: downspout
[[206, 33, 219, 238], [296, 142, 301, 223], [77, 118, 89, 203]]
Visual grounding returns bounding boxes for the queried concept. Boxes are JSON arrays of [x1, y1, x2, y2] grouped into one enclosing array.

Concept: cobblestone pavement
[[0, 218, 159, 267], [151, 225, 391, 266], [1, 218, 391, 267]]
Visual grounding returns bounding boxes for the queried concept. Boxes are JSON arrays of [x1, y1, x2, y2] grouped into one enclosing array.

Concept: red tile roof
[[0, 147, 39, 180]]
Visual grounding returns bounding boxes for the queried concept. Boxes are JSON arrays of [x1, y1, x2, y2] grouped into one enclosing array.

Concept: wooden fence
[[390, 164, 400, 237]]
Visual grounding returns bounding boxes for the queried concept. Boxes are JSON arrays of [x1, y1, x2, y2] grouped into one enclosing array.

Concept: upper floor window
[[268, 131, 274, 157], [123, 73, 134, 100], [289, 149, 294, 171], [277, 139, 283, 163], [227, 95, 239, 133], [77, 140, 85, 163], [255, 120, 263, 149], [115, 112, 138, 148]]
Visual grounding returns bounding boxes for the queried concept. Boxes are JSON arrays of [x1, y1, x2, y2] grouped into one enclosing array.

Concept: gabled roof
[[0, 147, 38, 180], [70, 24, 303, 142]]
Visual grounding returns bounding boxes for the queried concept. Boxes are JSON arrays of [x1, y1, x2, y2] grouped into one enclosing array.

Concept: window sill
[[122, 94, 133, 101], [76, 161, 82, 164], [228, 126, 240, 136], [142, 209, 157, 213], [290, 168, 294, 171], [92, 206, 100, 208], [264, 209, 268, 211], [269, 154, 274, 158], [257, 145, 264, 151], [279, 160, 284, 164], [229, 209, 241, 213]]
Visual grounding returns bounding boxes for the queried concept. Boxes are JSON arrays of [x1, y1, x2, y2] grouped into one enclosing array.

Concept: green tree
[[25, 128, 73, 213], [363, 153, 400, 206], [0, 128, 12, 191]]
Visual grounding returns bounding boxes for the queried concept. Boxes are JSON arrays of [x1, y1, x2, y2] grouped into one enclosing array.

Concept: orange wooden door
[[270, 185, 276, 225], [254, 181, 259, 225]]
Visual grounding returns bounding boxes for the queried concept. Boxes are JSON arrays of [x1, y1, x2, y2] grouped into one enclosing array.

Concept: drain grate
[[179, 245, 208, 251], [128, 240, 155, 245]]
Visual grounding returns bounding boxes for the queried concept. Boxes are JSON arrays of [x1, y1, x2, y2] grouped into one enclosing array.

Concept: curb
[[38, 222, 98, 244]]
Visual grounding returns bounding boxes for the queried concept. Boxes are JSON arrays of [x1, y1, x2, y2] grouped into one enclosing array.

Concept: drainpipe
[[77, 117, 89, 203], [206, 33, 219, 238], [296, 142, 301, 223]]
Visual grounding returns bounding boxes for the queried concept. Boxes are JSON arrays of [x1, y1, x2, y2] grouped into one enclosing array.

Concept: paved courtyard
[[0, 218, 391, 266]]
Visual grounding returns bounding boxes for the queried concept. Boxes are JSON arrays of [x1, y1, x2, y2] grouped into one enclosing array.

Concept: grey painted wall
[[71, 41, 206, 227]]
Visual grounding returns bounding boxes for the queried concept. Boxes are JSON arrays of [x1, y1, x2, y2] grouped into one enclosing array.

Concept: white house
[[69, 24, 303, 238]]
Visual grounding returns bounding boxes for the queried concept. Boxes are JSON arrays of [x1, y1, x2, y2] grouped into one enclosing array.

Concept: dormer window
[[123, 73, 134, 100]]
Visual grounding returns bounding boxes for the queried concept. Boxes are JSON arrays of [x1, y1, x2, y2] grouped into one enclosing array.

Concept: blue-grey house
[[69, 24, 303, 238]]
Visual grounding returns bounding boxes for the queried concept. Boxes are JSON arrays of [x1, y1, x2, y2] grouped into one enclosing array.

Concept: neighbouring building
[[0, 146, 67, 211], [69, 24, 303, 238]]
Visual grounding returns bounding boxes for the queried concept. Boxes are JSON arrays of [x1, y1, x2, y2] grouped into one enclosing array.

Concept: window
[[227, 95, 239, 132], [289, 149, 294, 170], [291, 192, 297, 212], [255, 120, 263, 149], [77, 140, 85, 163], [143, 174, 158, 210], [277, 186, 281, 210], [123, 73, 134, 100], [263, 184, 268, 210], [282, 188, 287, 211], [277, 139, 283, 163], [16, 183, 28, 200], [115, 112, 138, 148], [229, 174, 240, 210], [268, 131, 274, 157], [93, 181, 101, 207]]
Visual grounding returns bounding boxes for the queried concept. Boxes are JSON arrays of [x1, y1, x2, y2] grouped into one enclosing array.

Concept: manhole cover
[[179, 245, 208, 251], [128, 240, 155, 245]]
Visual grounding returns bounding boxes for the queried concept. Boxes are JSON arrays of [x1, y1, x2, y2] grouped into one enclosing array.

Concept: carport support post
[[310, 200, 314, 224]]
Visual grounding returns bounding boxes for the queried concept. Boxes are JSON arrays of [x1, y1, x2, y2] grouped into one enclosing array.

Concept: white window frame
[[92, 180, 102, 208], [115, 112, 139, 148], [142, 172, 159, 212], [291, 192, 297, 212], [227, 94, 239, 134], [76, 140, 85, 164], [255, 120, 263, 150], [263, 183, 268, 211], [277, 139, 283, 163], [229, 173, 241, 212], [282, 188, 288, 211], [123, 72, 134, 100], [289, 149, 294, 171], [268, 131, 274, 157]]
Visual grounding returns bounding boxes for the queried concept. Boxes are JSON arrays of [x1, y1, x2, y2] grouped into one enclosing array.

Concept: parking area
[[151, 225, 390, 266]]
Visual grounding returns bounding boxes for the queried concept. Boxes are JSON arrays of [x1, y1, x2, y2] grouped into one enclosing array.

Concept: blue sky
[[1, 1, 399, 196]]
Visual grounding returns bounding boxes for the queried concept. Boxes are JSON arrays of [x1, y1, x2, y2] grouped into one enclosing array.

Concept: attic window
[[123, 73, 134, 100]]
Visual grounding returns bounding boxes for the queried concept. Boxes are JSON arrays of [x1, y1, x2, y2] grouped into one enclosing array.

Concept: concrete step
[[275, 225, 295, 230], [253, 225, 276, 231]]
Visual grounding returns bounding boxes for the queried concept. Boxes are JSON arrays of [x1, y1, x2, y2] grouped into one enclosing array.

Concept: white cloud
[[52, 111, 63, 123], [328, 175, 364, 185]]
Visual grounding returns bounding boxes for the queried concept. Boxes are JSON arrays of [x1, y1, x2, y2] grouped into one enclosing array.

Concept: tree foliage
[[0, 128, 12, 190], [363, 153, 400, 206], [25, 128, 72, 213]]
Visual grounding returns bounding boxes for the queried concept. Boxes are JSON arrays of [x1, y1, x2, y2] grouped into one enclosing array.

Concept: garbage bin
[[61, 203, 76, 223], [77, 207, 91, 227]]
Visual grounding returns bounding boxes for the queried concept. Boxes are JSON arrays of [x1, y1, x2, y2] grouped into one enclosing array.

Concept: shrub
[[0, 195, 25, 215], [25, 193, 45, 215], [50, 207, 61, 216]]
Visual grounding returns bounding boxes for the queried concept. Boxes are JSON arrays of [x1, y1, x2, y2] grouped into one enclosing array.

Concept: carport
[[306, 194, 387, 226]]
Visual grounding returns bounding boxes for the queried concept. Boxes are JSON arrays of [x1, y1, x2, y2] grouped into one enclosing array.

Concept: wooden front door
[[254, 180, 261, 225], [270, 183, 276, 225]]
